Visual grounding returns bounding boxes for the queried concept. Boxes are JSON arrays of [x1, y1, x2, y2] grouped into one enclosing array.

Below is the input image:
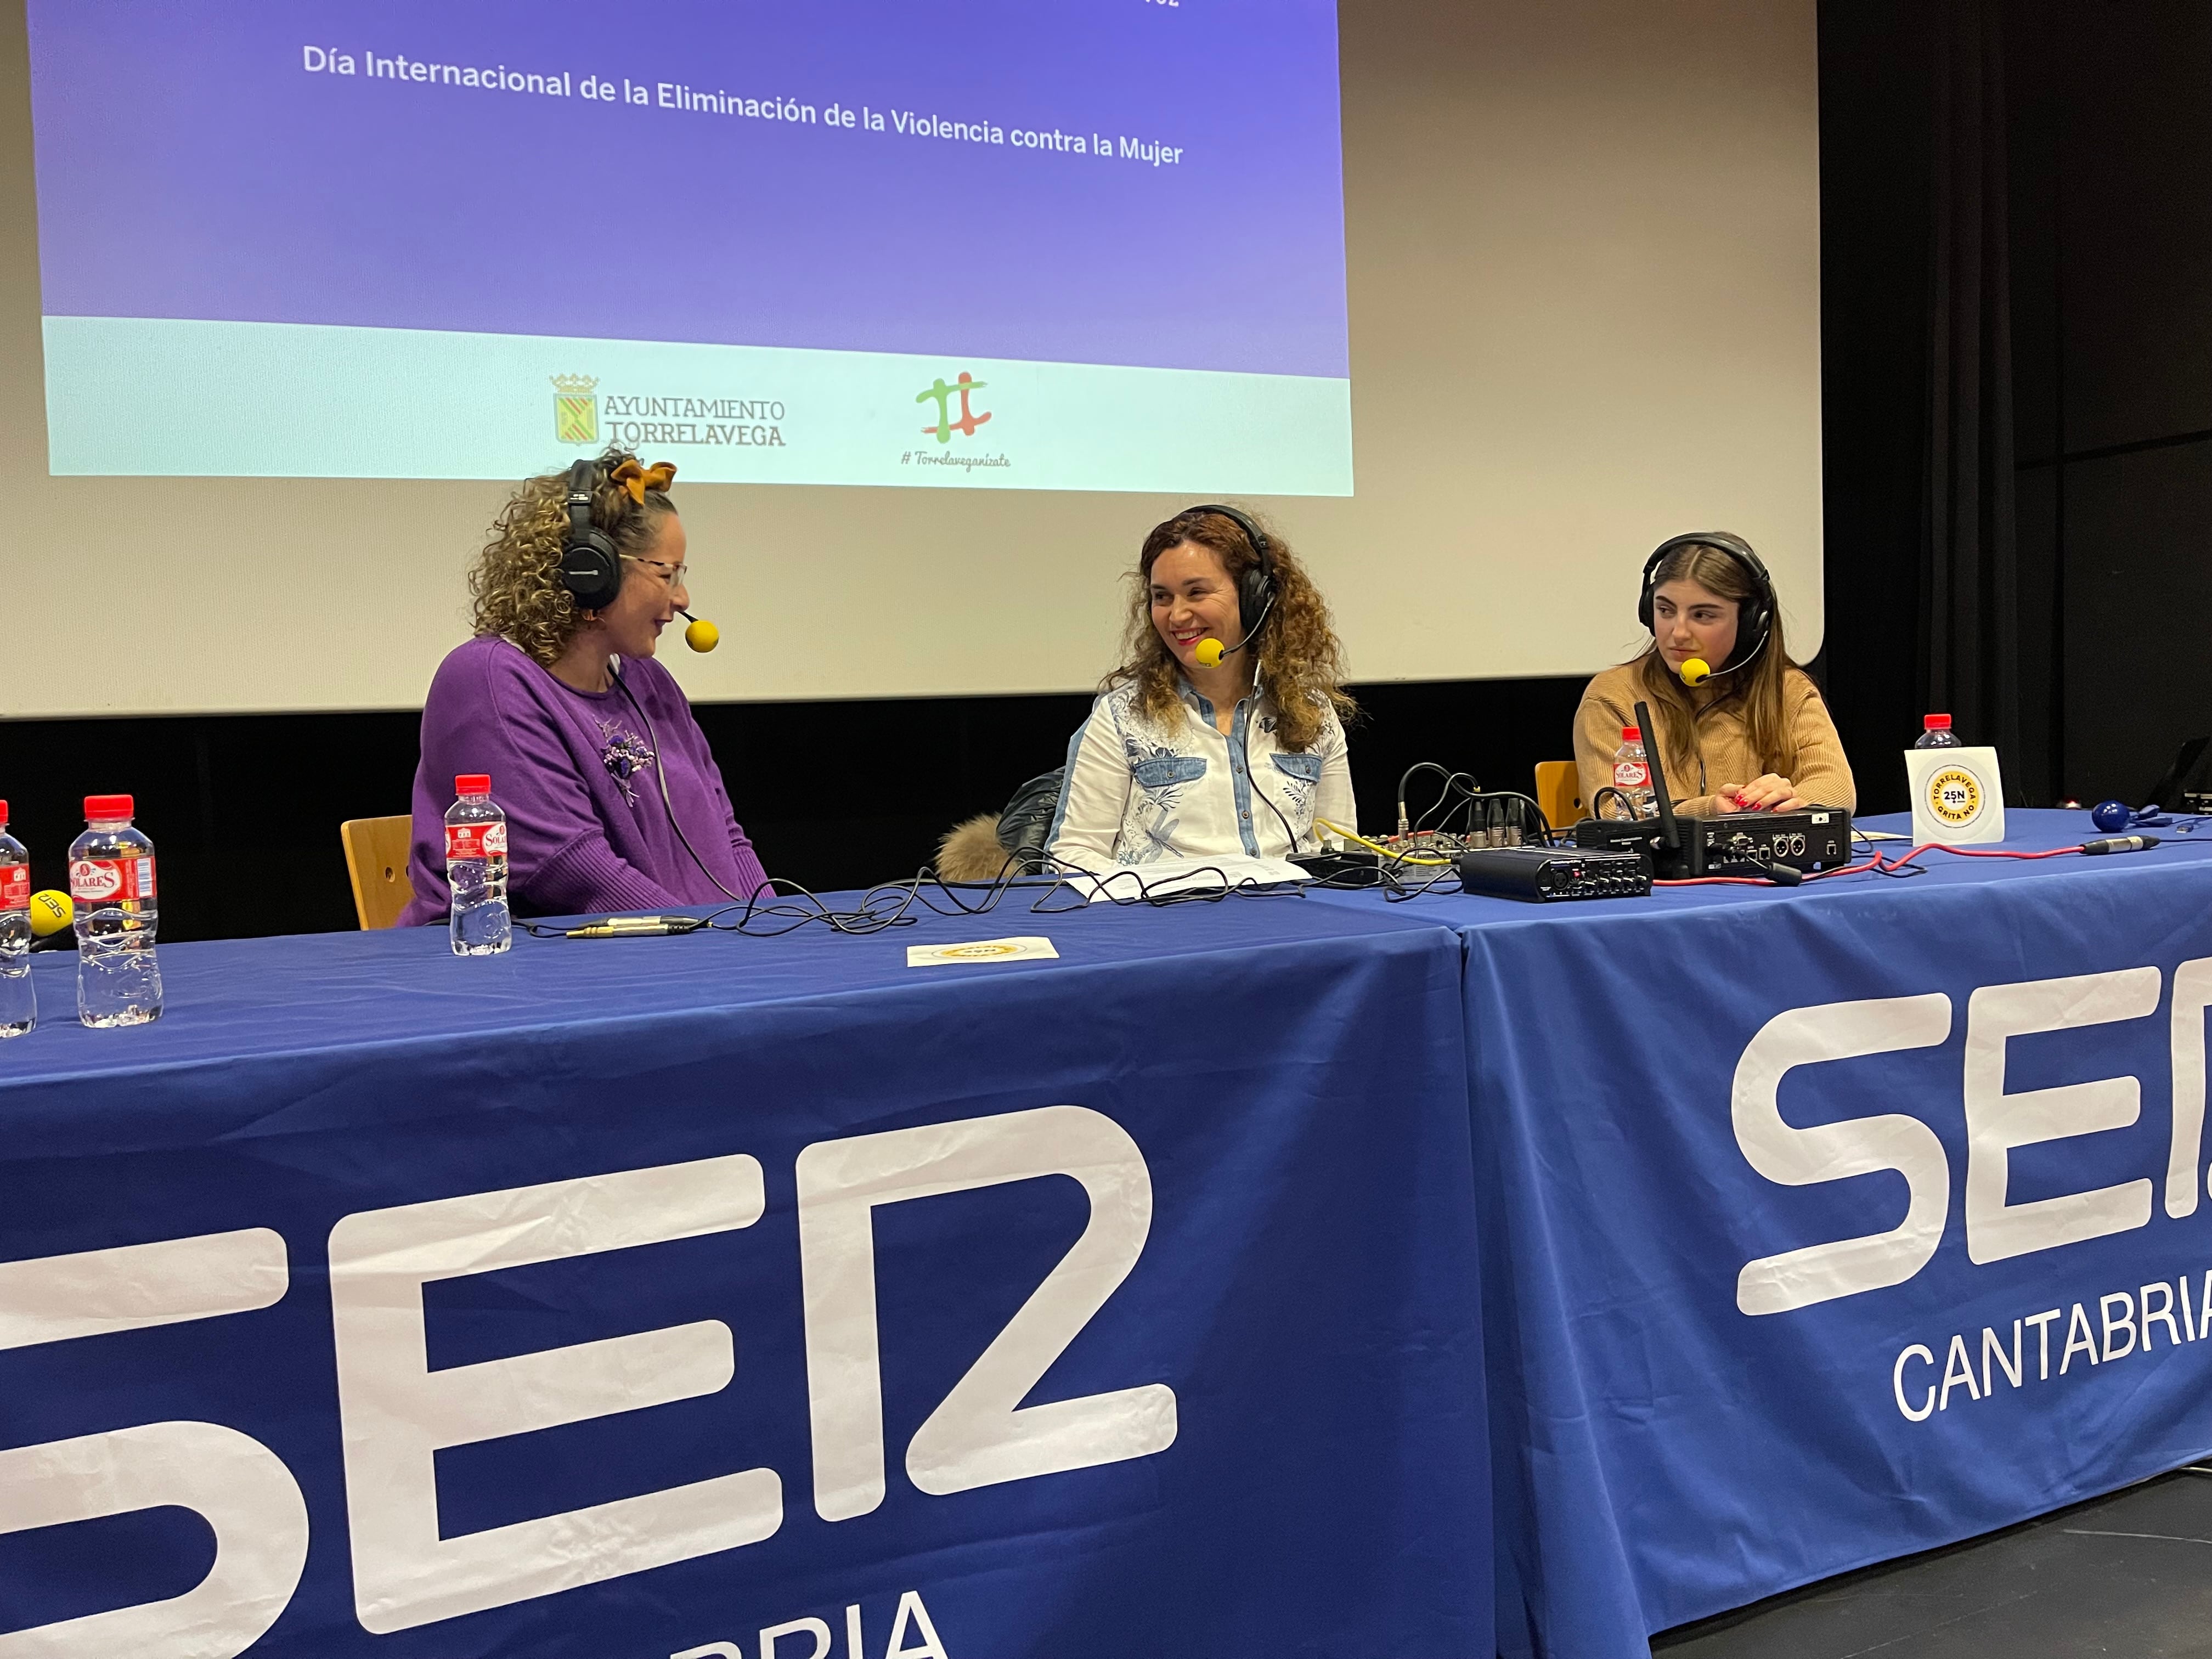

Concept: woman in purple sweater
[[398, 450, 771, 924]]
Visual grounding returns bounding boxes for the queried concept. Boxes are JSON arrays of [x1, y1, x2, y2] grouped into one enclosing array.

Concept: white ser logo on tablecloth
[[0, 1105, 1172, 1654], [1732, 962, 2212, 1319], [1732, 961, 2212, 1424]]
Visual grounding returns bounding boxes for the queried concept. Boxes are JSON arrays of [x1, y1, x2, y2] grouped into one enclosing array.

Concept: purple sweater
[[398, 636, 771, 924]]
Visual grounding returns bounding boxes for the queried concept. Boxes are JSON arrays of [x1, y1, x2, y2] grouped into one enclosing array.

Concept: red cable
[[1655, 842, 2089, 889], [1847, 842, 2085, 877], [1804, 859, 1884, 880]]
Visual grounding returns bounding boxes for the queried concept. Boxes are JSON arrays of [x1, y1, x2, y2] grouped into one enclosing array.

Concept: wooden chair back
[[1533, 761, 1584, 833], [340, 816, 416, 930]]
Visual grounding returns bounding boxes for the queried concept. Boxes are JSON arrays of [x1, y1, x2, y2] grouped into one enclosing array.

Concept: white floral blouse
[[1046, 676, 1355, 867]]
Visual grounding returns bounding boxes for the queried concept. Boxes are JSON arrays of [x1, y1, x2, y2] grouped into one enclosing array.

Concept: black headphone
[[1183, 503, 1277, 646], [560, 458, 623, 613], [1637, 530, 1775, 670]]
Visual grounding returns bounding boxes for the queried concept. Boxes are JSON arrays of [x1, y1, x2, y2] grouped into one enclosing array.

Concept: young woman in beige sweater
[[1573, 533, 1855, 819]]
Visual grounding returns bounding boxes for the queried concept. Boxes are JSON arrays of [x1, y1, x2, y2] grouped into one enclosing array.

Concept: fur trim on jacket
[[934, 812, 1009, 882]]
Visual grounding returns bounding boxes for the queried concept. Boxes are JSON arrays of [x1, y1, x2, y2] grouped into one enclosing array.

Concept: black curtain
[[1820, 0, 2052, 808], [1922, 0, 2033, 795]]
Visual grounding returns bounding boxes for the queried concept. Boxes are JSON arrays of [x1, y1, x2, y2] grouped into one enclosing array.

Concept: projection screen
[[29, 0, 1351, 493], [0, 0, 1821, 716]]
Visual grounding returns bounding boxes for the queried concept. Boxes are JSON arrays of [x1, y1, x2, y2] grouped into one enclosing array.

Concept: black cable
[[613, 661, 757, 906], [1460, 784, 1488, 840], [518, 901, 748, 940], [1381, 860, 1465, 902], [1403, 781, 1551, 848], [1401, 776, 1553, 848], [1246, 740, 1305, 855], [714, 878, 923, 935], [1412, 770, 1481, 837], [547, 671, 1329, 937], [529, 840, 1339, 940], [1479, 790, 1554, 844], [522, 839, 1423, 939], [1035, 851, 1313, 911], [1590, 785, 1640, 822], [710, 847, 1081, 936], [1397, 762, 1463, 836], [1228, 695, 1309, 856]]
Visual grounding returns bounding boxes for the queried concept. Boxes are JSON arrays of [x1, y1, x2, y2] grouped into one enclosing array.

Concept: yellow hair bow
[[609, 458, 676, 504]]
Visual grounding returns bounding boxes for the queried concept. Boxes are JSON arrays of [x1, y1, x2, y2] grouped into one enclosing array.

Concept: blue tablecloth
[[0, 896, 1491, 1658], [1320, 809, 2212, 1657]]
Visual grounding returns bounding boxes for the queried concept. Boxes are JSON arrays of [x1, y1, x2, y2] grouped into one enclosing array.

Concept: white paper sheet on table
[[906, 936, 1061, 967]]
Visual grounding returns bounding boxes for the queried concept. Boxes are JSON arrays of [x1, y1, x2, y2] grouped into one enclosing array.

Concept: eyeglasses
[[620, 554, 689, 589]]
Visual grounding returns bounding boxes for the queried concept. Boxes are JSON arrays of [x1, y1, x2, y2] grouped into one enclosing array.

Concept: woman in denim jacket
[[1047, 505, 1357, 869]]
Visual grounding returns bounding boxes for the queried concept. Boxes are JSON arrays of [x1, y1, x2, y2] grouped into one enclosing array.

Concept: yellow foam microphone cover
[[1193, 637, 1227, 669], [1679, 656, 1712, 687], [684, 617, 720, 653], [28, 890, 72, 937]]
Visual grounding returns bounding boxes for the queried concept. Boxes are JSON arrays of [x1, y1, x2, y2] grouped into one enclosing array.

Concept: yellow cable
[[1314, 817, 1455, 866]]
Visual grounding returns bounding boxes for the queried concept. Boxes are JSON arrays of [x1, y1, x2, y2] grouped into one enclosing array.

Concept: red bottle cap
[[455, 774, 492, 797], [84, 794, 134, 820], [1924, 713, 1952, 730], [1621, 726, 1641, 742], [0, 800, 7, 824]]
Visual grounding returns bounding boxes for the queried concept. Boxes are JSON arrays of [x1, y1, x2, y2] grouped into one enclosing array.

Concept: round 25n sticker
[[906, 936, 1060, 967], [1927, 767, 1982, 827]]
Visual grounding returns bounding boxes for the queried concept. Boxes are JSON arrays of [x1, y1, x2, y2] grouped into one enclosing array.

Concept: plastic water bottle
[[1914, 713, 1963, 749], [446, 774, 511, 956], [69, 794, 162, 1027], [0, 802, 32, 1038], [1611, 726, 1656, 819]]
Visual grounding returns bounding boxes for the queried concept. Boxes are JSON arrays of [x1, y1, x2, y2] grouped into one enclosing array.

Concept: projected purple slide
[[31, 0, 1348, 374], [26, 2, 1352, 500]]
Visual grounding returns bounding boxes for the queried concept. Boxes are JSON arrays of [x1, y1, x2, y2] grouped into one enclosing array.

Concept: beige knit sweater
[[1573, 661, 1858, 819]]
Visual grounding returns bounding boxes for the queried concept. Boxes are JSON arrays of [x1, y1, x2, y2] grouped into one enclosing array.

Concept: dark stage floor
[[1654, 1466, 2212, 1658]]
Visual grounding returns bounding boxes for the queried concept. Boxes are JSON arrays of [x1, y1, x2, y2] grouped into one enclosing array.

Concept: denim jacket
[[1046, 677, 1355, 867]]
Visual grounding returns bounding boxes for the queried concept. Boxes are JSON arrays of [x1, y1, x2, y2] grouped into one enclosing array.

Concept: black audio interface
[[1572, 807, 1854, 878], [1455, 845, 1651, 902]]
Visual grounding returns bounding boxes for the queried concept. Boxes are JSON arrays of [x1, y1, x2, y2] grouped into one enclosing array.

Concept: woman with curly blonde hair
[[1046, 505, 1357, 868], [397, 449, 769, 923]]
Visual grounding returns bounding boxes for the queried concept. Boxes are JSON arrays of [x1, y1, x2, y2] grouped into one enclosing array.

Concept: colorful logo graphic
[[917, 372, 991, 442], [552, 373, 599, 444], [1927, 766, 1982, 826]]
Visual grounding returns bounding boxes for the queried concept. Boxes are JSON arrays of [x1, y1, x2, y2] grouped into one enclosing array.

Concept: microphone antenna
[[1633, 699, 1681, 854]]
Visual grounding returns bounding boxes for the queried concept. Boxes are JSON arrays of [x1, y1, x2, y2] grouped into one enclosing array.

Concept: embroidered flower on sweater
[[596, 719, 658, 802]]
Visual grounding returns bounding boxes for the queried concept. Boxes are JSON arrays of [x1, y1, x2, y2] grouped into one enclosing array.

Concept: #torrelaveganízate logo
[[552, 374, 599, 444], [917, 372, 991, 442]]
